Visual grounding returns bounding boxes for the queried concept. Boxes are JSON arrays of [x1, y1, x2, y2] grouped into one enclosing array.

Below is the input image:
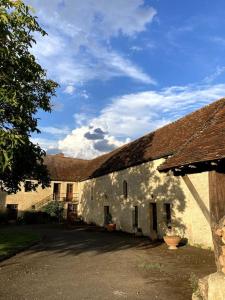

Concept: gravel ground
[[0, 224, 216, 300]]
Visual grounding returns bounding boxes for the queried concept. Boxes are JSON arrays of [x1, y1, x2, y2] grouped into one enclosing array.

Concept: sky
[[26, 0, 225, 159]]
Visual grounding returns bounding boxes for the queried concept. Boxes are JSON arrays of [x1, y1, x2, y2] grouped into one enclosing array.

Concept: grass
[[138, 261, 163, 271], [0, 227, 40, 259]]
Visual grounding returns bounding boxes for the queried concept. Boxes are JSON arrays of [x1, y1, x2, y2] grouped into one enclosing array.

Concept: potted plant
[[105, 212, 116, 232], [163, 223, 181, 250]]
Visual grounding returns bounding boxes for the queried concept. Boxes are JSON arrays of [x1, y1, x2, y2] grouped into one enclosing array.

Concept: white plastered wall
[[78, 159, 213, 249], [0, 181, 78, 216]]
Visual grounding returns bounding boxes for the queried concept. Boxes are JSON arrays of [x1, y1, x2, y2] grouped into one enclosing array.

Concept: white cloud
[[57, 83, 225, 158], [27, 0, 156, 85], [203, 66, 225, 84], [64, 85, 76, 95], [58, 126, 126, 159], [40, 126, 70, 135], [130, 46, 143, 52], [31, 137, 58, 150]]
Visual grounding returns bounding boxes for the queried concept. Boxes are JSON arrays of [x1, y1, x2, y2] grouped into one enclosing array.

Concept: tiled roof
[[80, 98, 225, 179], [158, 98, 225, 171], [44, 154, 89, 181], [45, 98, 225, 181]]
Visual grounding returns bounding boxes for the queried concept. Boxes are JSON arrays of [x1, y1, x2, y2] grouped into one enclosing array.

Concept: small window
[[104, 205, 111, 224], [150, 203, 158, 232], [123, 180, 128, 199], [164, 203, 172, 226], [133, 205, 138, 228], [24, 181, 32, 192], [91, 186, 94, 201], [31, 205, 36, 210]]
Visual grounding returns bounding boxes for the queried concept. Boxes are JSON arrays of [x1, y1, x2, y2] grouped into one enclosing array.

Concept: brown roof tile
[[158, 98, 225, 171], [80, 98, 225, 179], [44, 154, 89, 181], [44, 98, 225, 181]]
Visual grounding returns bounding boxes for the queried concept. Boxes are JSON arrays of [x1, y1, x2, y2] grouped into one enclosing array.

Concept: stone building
[[2, 97, 225, 252]]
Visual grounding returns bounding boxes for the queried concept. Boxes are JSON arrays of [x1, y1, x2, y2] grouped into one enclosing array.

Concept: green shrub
[[41, 201, 64, 221], [21, 211, 50, 224], [0, 211, 8, 224]]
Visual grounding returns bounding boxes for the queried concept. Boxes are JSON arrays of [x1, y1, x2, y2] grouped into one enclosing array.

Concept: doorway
[[104, 206, 110, 224], [67, 203, 78, 221], [53, 183, 61, 200], [66, 184, 73, 201], [133, 205, 138, 228], [150, 203, 158, 233], [7, 204, 18, 220]]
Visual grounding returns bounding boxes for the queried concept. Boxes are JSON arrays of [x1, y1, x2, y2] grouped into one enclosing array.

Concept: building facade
[[2, 97, 225, 252]]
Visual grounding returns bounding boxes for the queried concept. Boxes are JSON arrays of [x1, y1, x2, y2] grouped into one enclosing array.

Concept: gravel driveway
[[0, 225, 216, 300]]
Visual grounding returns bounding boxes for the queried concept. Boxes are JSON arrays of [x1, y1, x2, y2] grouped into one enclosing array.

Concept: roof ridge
[[46, 154, 89, 162], [89, 97, 225, 164], [162, 100, 225, 167]]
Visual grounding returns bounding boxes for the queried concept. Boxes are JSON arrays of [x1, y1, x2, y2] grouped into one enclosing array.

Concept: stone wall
[[0, 181, 78, 216], [78, 159, 213, 249]]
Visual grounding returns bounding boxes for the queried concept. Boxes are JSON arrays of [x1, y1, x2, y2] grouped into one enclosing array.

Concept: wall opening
[[164, 203, 172, 226], [123, 180, 128, 199], [66, 183, 73, 201], [53, 183, 61, 200], [133, 205, 138, 228], [150, 203, 158, 232], [104, 205, 110, 224], [91, 186, 94, 201], [6, 204, 18, 220]]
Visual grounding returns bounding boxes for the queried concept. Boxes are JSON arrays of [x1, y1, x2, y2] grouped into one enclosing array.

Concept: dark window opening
[[66, 183, 73, 201], [104, 206, 111, 224], [91, 186, 94, 201], [133, 206, 138, 228], [123, 180, 128, 199], [53, 183, 61, 200], [7, 204, 18, 220], [31, 205, 36, 210], [164, 203, 172, 226], [24, 181, 32, 192], [150, 203, 157, 232]]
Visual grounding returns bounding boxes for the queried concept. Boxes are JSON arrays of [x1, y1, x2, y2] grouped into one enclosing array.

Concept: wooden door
[[7, 204, 18, 220], [66, 184, 73, 201], [53, 183, 61, 200], [209, 170, 225, 271]]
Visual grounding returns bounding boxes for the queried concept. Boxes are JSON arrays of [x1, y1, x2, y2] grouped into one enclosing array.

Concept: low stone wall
[[193, 272, 225, 300]]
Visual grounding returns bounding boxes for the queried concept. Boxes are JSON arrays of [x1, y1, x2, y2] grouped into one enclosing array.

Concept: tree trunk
[[208, 170, 225, 272]]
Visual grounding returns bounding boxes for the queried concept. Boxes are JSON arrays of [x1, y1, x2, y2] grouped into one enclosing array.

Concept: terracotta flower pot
[[163, 235, 181, 250], [106, 223, 116, 232]]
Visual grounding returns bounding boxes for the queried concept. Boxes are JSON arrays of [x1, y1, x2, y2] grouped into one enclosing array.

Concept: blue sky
[[27, 0, 225, 159]]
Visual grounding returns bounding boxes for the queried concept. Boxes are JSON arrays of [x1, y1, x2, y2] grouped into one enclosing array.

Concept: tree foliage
[[0, 0, 58, 193]]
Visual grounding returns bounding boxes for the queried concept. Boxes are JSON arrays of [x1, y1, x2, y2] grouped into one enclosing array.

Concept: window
[[53, 183, 61, 200], [150, 203, 158, 232], [91, 186, 94, 201], [24, 181, 32, 192], [123, 180, 128, 199], [104, 206, 111, 224], [66, 183, 73, 201], [6, 204, 18, 220], [164, 203, 172, 226], [133, 205, 138, 228]]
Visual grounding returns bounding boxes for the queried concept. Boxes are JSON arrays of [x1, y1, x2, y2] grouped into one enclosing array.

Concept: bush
[[0, 211, 8, 224], [20, 211, 51, 224], [41, 201, 64, 221]]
